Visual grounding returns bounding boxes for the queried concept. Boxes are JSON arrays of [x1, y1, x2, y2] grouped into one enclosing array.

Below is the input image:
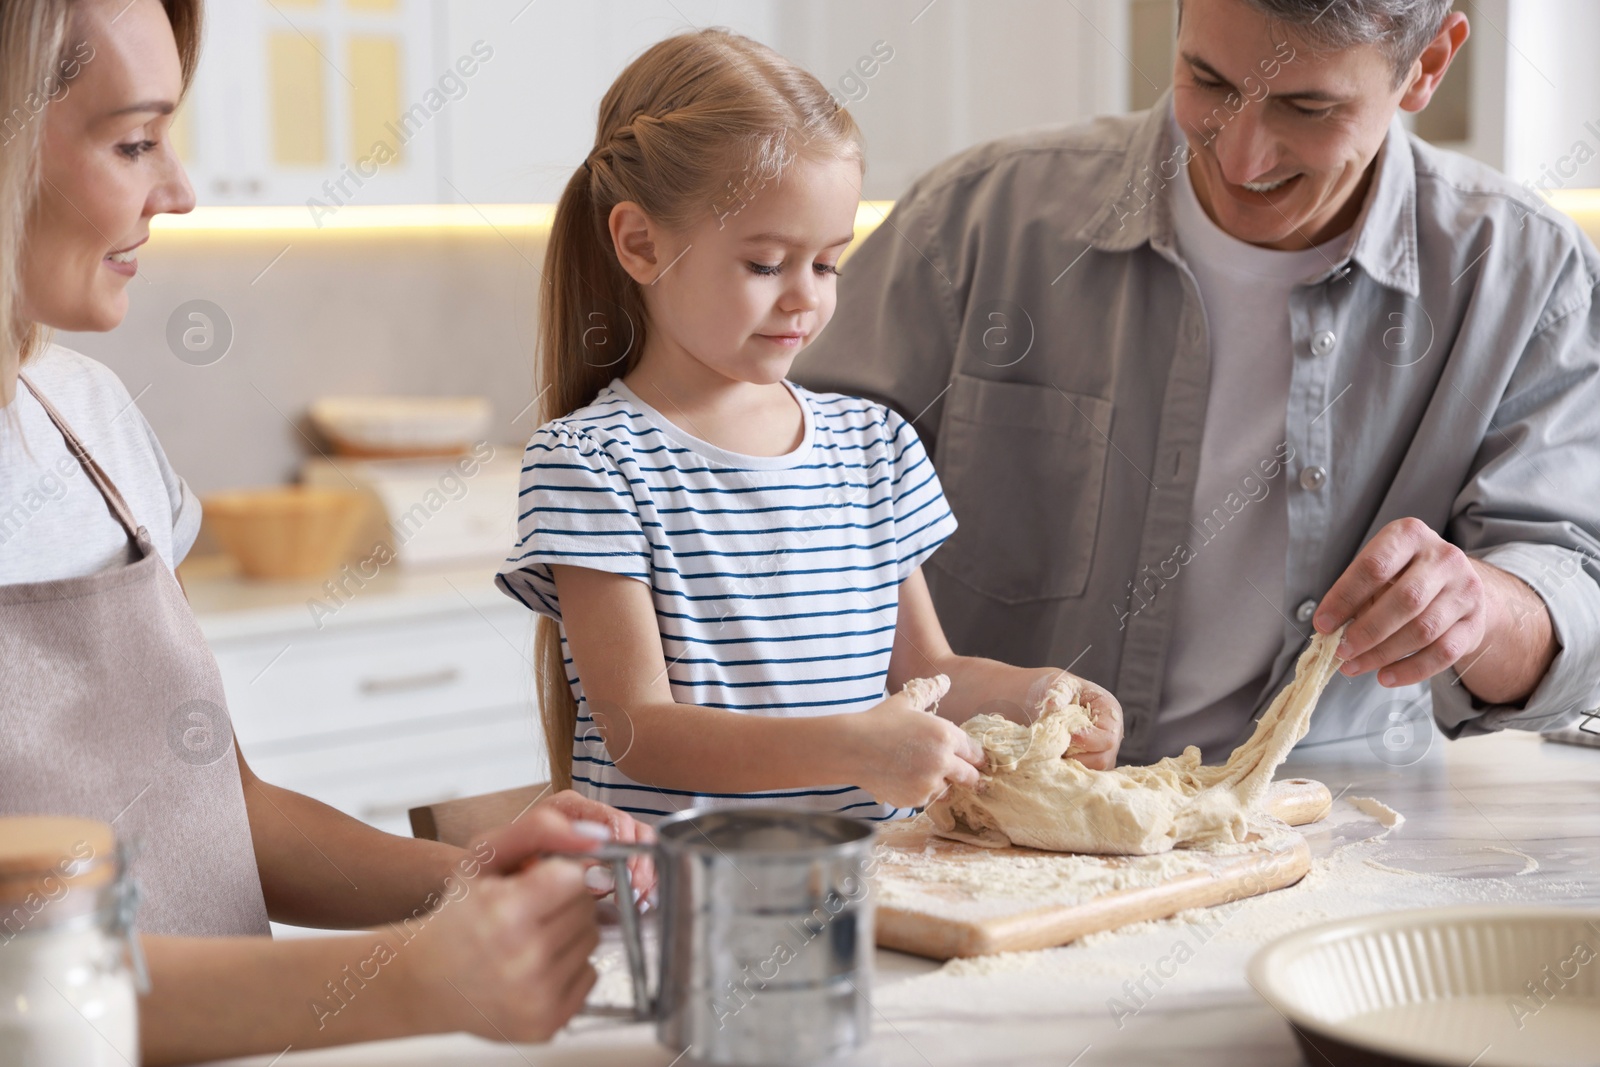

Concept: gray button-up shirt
[[798, 93, 1600, 762]]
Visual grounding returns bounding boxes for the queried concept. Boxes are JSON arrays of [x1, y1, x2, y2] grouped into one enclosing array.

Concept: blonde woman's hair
[[533, 27, 863, 790], [0, 0, 202, 406]]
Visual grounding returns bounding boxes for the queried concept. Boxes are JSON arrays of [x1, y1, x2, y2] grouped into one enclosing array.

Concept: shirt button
[[1310, 330, 1337, 357], [1295, 599, 1318, 623], [1299, 465, 1327, 491]]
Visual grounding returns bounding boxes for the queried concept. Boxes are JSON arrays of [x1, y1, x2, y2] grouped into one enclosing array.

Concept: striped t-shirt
[[495, 378, 957, 823]]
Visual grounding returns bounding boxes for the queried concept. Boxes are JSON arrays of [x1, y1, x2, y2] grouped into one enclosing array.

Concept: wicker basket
[[202, 487, 369, 580]]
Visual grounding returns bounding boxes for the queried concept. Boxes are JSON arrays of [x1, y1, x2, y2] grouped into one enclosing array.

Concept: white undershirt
[[1158, 153, 1349, 760]]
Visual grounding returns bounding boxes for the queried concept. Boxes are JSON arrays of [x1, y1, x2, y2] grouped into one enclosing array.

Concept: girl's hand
[[533, 789, 658, 902], [1036, 671, 1124, 770], [402, 807, 600, 1043], [843, 676, 986, 808]]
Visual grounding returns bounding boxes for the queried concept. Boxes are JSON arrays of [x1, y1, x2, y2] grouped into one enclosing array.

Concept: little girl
[[497, 28, 1121, 822]]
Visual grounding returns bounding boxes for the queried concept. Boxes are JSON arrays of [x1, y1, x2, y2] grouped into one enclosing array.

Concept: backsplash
[[58, 225, 548, 495], [58, 194, 1600, 507]]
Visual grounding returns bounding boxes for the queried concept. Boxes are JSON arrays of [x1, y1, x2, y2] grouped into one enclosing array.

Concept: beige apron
[[0, 375, 269, 937]]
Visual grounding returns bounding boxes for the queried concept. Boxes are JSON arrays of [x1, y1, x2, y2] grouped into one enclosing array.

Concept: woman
[[0, 2, 651, 1062]]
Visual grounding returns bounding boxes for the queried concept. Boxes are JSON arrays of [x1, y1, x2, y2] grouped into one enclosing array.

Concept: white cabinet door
[[245, 702, 545, 838], [215, 612, 533, 744], [437, 0, 783, 205], [177, 0, 441, 207], [213, 604, 548, 839]]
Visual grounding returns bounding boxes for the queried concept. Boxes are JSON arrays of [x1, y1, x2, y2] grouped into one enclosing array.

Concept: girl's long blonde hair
[[0, 0, 202, 406], [534, 27, 863, 790]]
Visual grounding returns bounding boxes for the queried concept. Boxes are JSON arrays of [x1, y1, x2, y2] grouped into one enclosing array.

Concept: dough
[[1348, 796, 1404, 829], [924, 628, 1346, 855], [901, 674, 952, 711]]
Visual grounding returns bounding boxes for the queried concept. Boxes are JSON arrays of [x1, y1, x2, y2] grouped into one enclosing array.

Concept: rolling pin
[[1263, 778, 1333, 825]]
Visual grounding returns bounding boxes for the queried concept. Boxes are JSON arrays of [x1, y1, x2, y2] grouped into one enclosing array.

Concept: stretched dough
[[901, 674, 952, 711], [925, 629, 1346, 855]]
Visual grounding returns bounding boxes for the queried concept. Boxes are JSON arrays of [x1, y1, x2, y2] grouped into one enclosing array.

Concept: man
[[800, 0, 1600, 763]]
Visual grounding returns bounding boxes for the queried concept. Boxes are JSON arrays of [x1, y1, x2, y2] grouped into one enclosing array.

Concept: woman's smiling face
[[22, 0, 194, 333]]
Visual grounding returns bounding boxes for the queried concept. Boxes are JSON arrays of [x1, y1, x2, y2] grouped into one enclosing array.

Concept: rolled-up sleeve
[[1434, 268, 1600, 737]]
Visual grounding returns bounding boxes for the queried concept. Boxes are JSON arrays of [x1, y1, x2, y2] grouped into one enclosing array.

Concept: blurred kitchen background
[[62, 0, 1600, 494], [56, 1, 1596, 919]]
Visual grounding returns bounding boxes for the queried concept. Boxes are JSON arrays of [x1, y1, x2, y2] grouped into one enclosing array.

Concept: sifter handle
[[555, 843, 657, 1022]]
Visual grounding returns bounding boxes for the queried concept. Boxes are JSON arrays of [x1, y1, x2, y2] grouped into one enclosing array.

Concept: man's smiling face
[[1172, 0, 1424, 250]]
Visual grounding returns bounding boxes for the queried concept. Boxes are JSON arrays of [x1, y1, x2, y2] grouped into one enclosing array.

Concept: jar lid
[[0, 816, 117, 908]]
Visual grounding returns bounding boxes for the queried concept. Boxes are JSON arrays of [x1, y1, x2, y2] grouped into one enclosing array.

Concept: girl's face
[[22, 0, 194, 333], [620, 153, 863, 388]]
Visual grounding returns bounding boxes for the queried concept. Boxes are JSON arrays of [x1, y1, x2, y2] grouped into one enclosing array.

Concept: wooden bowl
[[309, 396, 491, 458], [203, 487, 368, 580]]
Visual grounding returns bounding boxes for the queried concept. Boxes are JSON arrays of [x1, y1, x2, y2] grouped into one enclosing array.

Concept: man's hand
[[1313, 518, 1556, 704], [1035, 671, 1123, 770], [1313, 518, 1487, 687]]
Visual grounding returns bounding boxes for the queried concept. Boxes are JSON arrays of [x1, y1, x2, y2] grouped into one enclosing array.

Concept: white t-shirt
[[0, 345, 199, 584], [1159, 156, 1349, 760]]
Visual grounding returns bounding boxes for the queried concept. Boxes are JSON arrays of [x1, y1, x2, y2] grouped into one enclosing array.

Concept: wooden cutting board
[[874, 778, 1331, 960]]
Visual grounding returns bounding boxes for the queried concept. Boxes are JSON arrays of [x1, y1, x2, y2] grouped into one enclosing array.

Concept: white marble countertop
[[206, 728, 1600, 1066], [179, 554, 513, 642]]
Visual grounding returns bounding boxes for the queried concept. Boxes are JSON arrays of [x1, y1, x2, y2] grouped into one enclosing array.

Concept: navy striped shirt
[[495, 378, 957, 823]]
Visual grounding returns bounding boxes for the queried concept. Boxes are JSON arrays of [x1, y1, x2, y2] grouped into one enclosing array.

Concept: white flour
[[1482, 844, 1540, 876], [872, 797, 1584, 1024], [1364, 856, 1426, 876], [874, 839, 1213, 922], [873, 816, 1301, 924]]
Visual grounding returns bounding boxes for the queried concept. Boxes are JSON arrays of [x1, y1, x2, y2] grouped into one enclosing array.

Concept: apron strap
[[17, 371, 144, 545]]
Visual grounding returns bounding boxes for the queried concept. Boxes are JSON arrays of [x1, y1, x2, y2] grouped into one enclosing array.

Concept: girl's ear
[[609, 201, 661, 285]]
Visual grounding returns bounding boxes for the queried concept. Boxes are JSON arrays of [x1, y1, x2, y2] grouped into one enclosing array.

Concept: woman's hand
[[841, 676, 986, 808], [397, 806, 600, 1043], [1036, 671, 1123, 770], [533, 788, 657, 902]]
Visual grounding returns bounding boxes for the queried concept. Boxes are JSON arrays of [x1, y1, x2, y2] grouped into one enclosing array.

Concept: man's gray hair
[[1233, 0, 1454, 82]]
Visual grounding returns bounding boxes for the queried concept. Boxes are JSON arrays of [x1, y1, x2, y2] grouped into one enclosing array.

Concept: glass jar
[[0, 816, 145, 1067]]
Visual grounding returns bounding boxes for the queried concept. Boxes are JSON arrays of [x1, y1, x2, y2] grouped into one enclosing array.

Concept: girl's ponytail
[[536, 160, 647, 429], [533, 144, 654, 793]]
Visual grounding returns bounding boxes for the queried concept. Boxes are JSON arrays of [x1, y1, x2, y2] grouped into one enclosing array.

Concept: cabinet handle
[[358, 667, 461, 696]]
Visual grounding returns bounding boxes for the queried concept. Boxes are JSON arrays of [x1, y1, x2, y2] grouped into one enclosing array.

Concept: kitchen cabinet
[[444, 0, 1124, 204], [168, 0, 1127, 207], [164, 0, 1564, 210], [186, 559, 549, 934], [175, 0, 442, 207], [173, 0, 782, 207], [212, 613, 543, 823], [434, 0, 782, 204]]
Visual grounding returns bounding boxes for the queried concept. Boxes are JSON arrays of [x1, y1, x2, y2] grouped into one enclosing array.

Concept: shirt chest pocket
[[931, 374, 1112, 603]]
